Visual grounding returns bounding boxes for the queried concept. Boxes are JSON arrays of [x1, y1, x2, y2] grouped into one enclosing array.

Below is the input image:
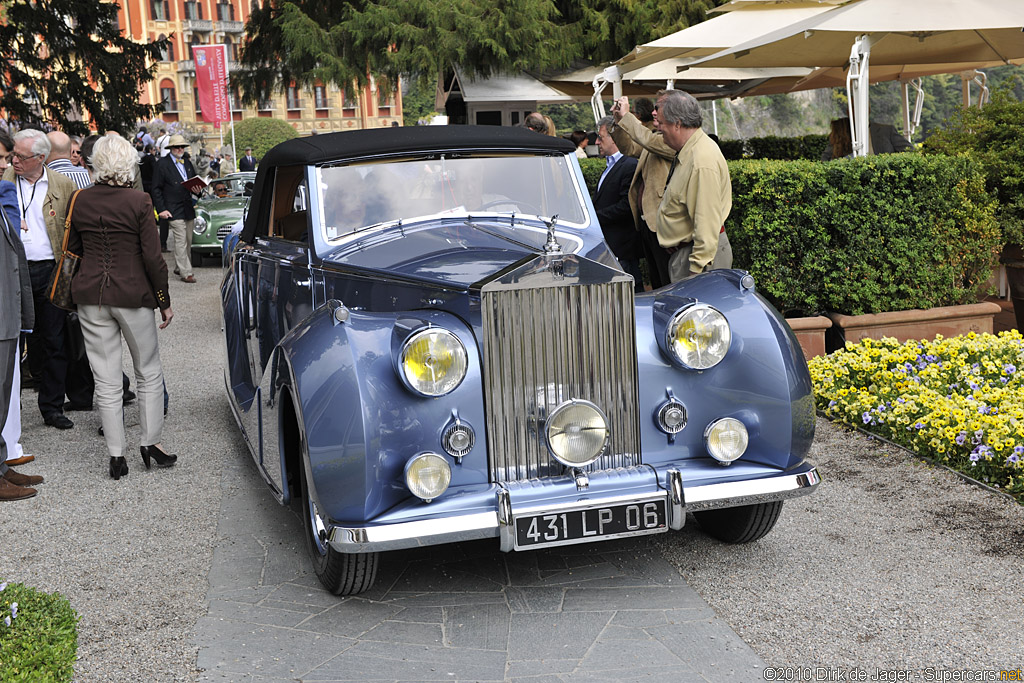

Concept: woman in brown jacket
[[66, 134, 177, 480]]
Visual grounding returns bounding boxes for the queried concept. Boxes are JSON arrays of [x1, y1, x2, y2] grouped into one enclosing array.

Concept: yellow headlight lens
[[400, 328, 468, 396], [667, 304, 731, 370]]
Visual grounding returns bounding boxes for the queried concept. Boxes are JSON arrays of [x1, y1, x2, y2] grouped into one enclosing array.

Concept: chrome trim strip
[[667, 469, 685, 530], [323, 466, 820, 553], [683, 468, 821, 512]]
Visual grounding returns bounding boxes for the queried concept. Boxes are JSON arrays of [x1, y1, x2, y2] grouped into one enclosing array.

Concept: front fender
[[635, 270, 815, 472], [276, 302, 487, 525]]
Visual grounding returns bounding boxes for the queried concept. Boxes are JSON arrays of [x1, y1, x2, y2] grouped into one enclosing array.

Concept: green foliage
[[0, 581, 79, 682], [727, 154, 999, 316], [540, 103, 598, 136], [578, 157, 605, 193], [718, 134, 829, 161], [226, 118, 300, 159], [401, 80, 439, 126], [0, 0, 168, 135], [922, 89, 1024, 247]]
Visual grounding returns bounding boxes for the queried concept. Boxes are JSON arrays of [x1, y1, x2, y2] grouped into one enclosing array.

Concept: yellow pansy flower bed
[[809, 330, 1024, 502]]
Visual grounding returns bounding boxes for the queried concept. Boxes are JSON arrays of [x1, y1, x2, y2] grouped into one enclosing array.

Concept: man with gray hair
[[614, 90, 731, 282], [1, 129, 78, 429]]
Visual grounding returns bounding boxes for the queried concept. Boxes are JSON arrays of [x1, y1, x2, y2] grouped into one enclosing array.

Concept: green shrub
[[727, 153, 999, 316], [225, 118, 299, 159], [923, 89, 1024, 246], [578, 157, 605, 194], [719, 134, 829, 161], [0, 581, 79, 682]]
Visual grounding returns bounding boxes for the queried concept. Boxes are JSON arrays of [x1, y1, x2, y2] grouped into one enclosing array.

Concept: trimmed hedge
[[579, 157, 605, 193], [727, 154, 999, 316], [0, 581, 78, 682], [720, 134, 828, 161]]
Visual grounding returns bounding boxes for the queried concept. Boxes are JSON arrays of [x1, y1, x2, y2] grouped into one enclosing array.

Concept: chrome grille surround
[[480, 254, 641, 483]]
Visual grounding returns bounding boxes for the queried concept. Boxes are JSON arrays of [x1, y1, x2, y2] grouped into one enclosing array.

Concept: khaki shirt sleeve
[[685, 166, 730, 273], [612, 114, 676, 161]]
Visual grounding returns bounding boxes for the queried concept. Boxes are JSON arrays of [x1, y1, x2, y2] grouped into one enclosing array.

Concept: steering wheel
[[477, 198, 543, 216]]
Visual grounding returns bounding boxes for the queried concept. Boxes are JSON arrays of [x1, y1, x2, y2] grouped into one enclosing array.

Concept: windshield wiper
[[460, 214, 561, 254]]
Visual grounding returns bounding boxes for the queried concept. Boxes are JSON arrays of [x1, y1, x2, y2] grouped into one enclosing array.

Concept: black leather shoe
[[63, 401, 93, 412], [109, 457, 128, 480], [44, 414, 74, 430], [122, 389, 136, 405], [140, 445, 177, 469]]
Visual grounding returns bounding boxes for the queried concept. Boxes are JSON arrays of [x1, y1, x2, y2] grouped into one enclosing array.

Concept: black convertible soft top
[[260, 125, 575, 168], [240, 125, 576, 243]]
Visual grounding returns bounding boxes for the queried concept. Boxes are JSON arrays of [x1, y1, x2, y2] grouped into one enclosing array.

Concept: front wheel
[[693, 501, 783, 544], [300, 463, 379, 595]]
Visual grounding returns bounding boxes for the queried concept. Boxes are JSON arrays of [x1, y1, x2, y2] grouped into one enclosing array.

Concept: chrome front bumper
[[327, 464, 820, 554]]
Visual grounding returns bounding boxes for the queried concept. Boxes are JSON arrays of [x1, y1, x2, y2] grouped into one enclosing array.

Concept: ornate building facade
[[116, 0, 402, 140]]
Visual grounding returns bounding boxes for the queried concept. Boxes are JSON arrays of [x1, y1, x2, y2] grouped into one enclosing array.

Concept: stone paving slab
[[194, 456, 767, 682]]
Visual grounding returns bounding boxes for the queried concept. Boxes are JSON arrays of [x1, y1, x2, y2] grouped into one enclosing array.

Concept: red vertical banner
[[193, 44, 230, 124]]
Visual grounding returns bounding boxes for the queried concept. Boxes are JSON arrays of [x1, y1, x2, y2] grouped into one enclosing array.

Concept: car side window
[[270, 166, 310, 242]]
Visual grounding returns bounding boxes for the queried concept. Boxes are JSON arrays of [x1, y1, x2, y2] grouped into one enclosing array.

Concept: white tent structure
[[684, 0, 1024, 155]]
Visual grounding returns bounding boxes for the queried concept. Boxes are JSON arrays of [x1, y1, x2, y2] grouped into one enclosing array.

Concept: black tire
[[693, 500, 784, 544], [190, 250, 203, 267], [299, 462, 379, 595]]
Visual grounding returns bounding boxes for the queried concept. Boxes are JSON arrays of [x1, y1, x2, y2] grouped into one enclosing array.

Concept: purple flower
[[970, 452, 981, 462], [914, 422, 925, 430], [1008, 454, 1021, 464], [1005, 364, 1016, 374], [955, 432, 967, 445], [9, 603, 16, 619], [862, 412, 872, 424], [828, 400, 837, 408], [897, 398, 906, 404], [1014, 445, 1023, 454], [1000, 377, 1010, 384]]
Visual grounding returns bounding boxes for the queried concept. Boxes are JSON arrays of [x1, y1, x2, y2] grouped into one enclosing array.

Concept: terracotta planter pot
[[785, 316, 833, 360], [826, 302, 1002, 351]]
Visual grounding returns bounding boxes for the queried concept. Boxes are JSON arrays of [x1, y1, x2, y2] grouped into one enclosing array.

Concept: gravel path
[[3, 258, 229, 682], [658, 416, 1024, 670]]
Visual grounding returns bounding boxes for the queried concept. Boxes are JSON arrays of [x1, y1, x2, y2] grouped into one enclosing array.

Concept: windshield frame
[[313, 150, 590, 247]]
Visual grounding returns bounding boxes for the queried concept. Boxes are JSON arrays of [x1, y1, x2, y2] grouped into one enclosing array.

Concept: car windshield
[[319, 153, 586, 241], [204, 176, 252, 199]]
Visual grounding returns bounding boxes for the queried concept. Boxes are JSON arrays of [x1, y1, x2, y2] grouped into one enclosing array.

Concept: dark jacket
[[151, 154, 198, 220], [66, 184, 170, 311], [238, 154, 258, 172], [592, 154, 640, 261], [0, 181, 33, 340], [139, 153, 156, 195]]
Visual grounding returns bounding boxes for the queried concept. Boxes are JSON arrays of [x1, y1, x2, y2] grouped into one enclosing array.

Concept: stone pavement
[[193, 454, 766, 682]]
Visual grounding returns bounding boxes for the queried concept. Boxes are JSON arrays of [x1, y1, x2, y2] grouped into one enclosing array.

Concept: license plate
[[514, 498, 668, 550]]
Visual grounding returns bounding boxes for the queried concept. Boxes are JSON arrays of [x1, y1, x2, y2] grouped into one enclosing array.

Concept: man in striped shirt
[[45, 132, 92, 190]]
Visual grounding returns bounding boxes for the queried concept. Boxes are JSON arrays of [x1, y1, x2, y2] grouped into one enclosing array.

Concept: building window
[[160, 83, 177, 111], [184, 1, 202, 19], [217, 1, 235, 21], [286, 85, 302, 110], [376, 79, 393, 116], [225, 37, 238, 60], [230, 88, 242, 111], [314, 85, 329, 110], [156, 34, 174, 62], [342, 88, 358, 118], [193, 87, 201, 114], [251, 0, 260, 12], [150, 0, 170, 21]]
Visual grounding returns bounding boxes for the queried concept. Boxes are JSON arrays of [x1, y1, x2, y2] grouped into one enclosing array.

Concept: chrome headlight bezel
[[665, 303, 731, 370], [396, 326, 468, 397], [193, 214, 209, 235], [704, 417, 749, 465], [544, 399, 609, 468]]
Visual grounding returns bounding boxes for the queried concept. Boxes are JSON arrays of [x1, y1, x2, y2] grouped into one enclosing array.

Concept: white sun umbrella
[[683, 0, 1024, 155]]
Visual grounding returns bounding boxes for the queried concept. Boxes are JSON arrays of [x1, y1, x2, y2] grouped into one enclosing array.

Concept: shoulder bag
[[47, 189, 83, 311]]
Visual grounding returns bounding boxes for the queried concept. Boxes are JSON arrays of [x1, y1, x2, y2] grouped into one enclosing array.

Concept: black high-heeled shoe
[[140, 444, 177, 469], [109, 456, 128, 480]]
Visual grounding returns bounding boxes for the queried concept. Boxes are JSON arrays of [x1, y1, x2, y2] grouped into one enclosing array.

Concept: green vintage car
[[191, 172, 256, 266]]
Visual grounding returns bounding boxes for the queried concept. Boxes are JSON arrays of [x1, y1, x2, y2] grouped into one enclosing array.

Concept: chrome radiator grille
[[480, 264, 640, 483]]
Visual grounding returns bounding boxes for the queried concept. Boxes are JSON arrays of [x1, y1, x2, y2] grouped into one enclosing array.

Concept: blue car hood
[[320, 219, 573, 289]]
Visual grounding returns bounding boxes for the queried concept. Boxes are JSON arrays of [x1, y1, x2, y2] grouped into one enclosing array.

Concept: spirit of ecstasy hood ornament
[[542, 214, 561, 255]]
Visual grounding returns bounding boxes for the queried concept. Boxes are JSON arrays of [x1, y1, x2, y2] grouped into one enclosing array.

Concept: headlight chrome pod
[[193, 215, 208, 235], [441, 420, 475, 460], [704, 417, 748, 465], [665, 303, 731, 370], [544, 399, 609, 468], [404, 453, 451, 503], [655, 398, 687, 435], [397, 327, 468, 397]]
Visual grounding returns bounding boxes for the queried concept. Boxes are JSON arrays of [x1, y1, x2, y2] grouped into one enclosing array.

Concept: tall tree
[[235, 0, 728, 104], [0, 0, 167, 135]]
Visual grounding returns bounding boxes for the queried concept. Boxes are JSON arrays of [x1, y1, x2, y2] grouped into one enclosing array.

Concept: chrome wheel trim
[[308, 497, 329, 556]]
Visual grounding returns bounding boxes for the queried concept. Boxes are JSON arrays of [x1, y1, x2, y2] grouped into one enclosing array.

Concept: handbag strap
[[62, 189, 82, 252]]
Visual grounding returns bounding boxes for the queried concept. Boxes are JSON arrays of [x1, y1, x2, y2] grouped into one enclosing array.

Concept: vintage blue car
[[221, 126, 820, 595]]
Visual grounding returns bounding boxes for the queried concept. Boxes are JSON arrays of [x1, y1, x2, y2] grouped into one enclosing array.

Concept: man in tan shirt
[[610, 92, 675, 288], [615, 91, 732, 282]]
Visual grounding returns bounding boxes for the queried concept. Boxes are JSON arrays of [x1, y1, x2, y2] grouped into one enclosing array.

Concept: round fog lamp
[[404, 453, 451, 502], [545, 400, 609, 467], [704, 417, 748, 465], [399, 328, 468, 397]]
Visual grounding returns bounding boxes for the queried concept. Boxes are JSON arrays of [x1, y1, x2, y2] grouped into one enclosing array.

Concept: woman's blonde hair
[[90, 134, 139, 186]]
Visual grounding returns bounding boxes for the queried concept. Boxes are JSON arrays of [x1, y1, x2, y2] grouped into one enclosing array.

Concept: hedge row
[[718, 134, 829, 161], [579, 154, 998, 316]]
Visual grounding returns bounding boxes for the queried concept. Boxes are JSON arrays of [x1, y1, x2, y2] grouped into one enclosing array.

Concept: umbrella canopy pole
[[900, 77, 924, 142], [591, 66, 622, 123], [846, 34, 874, 158]]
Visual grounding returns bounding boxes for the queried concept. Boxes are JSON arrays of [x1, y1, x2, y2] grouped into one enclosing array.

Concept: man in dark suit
[[238, 147, 258, 172], [592, 115, 642, 292], [151, 135, 199, 283], [0, 180, 45, 500]]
